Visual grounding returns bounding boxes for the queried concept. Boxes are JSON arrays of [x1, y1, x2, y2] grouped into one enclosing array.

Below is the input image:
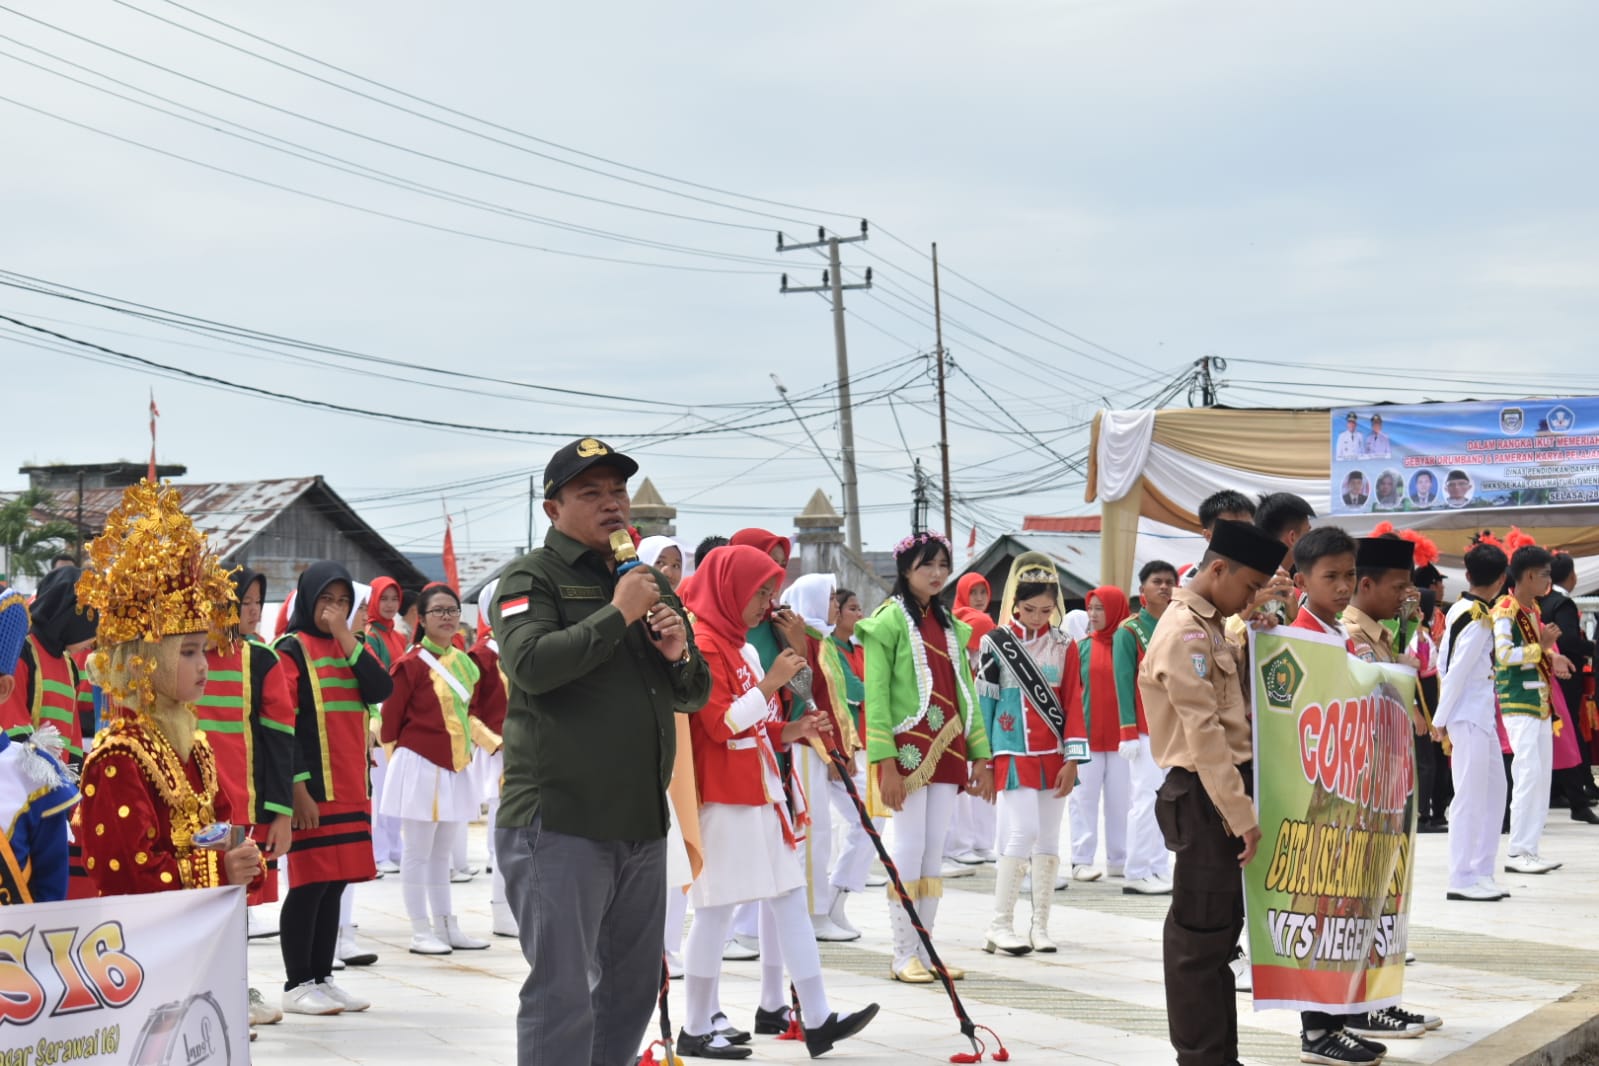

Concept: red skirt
[[995, 753, 1066, 791], [287, 801, 376, 887], [249, 822, 281, 905]]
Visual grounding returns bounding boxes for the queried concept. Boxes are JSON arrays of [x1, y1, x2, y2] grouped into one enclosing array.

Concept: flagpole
[[147, 390, 159, 482]]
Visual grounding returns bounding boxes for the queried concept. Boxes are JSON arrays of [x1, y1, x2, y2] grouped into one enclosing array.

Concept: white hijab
[[478, 579, 499, 653], [1063, 609, 1090, 642], [347, 582, 372, 627], [637, 536, 684, 569], [780, 572, 837, 635]]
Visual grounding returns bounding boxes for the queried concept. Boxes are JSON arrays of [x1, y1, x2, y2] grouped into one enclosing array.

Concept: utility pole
[[931, 242, 952, 542], [1190, 354, 1227, 407], [526, 474, 536, 554], [911, 459, 930, 535], [778, 221, 871, 554]]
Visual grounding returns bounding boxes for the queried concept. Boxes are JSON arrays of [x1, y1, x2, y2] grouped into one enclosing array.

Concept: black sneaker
[[1384, 1004, 1442, 1031], [1300, 1030, 1380, 1064], [753, 1005, 790, 1035], [1346, 1007, 1425, 1039], [1347, 1033, 1387, 1057]]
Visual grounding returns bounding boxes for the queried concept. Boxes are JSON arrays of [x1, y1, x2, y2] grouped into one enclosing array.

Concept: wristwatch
[[673, 646, 693, 666]]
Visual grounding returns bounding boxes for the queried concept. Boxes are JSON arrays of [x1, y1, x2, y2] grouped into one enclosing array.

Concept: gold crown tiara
[[76, 480, 237, 652], [1016, 566, 1057, 585]]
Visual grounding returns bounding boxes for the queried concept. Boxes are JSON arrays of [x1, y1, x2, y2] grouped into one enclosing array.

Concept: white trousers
[[797, 745, 860, 915], [370, 746, 402, 864], [995, 787, 1065, 858], [830, 762, 884, 895], [944, 790, 996, 856], [1446, 720, 1508, 889], [1124, 741, 1170, 880], [886, 782, 958, 970], [1504, 714, 1553, 858], [1069, 752, 1130, 868], [683, 888, 827, 1032]]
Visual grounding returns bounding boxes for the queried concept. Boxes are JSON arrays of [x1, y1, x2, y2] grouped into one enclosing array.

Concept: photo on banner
[[1328, 398, 1599, 515], [1244, 627, 1418, 1014], [0, 886, 246, 1066]]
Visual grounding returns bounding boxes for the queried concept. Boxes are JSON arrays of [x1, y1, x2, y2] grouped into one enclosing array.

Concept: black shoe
[[1571, 806, 1599, 824], [1418, 820, 1447, 834], [1299, 1030, 1380, 1064], [1346, 1007, 1425, 1039], [753, 1005, 790, 1035], [710, 1013, 750, 1045], [1552, 794, 1570, 809], [803, 1004, 880, 1058], [338, 951, 378, 967], [676, 1030, 753, 1060], [1346, 1033, 1387, 1057]]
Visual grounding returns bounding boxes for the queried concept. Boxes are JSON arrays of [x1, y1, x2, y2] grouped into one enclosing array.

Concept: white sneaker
[[437, 916, 490, 950], [491, 901, 519, 938], [331, 957, 345, 971], [248, 987, 282, 1026], [975, 849, 999, 863], [811, 913, 859, 942], [1532, 853, 1563, 871], [337, 930, 378, 967], [1107, 864, 1125, 878], [1505, 853, 1558, 874], [951, 849, 987, 865], [722, 936, 759, 961], [940, 859, 976, 879], [1476, 878, 1510, 898], [1071, 864, 1102, 882], [1445, 882, 1503, 901], [317, 978, 369, 1013], [450, 866, 478, 883], [409, 931, 452, 955], [282, 981, 343, 1016], [1123, 876, 1173, 895], [376, 859, 401, 875], [1230, 956, 1252, 992], [828, 892, 860, 938]]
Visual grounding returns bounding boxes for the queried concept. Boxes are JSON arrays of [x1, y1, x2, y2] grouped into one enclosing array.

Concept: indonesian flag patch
[[500, 595, 530, 618]]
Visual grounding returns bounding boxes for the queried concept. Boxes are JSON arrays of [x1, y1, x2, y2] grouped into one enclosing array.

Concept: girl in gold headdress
[[73, 480, 264, 897]]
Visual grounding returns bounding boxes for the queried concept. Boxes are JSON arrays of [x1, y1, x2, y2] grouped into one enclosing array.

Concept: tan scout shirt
[[1342, 605, 1398, 665], [1139, 586, 1257, 836]]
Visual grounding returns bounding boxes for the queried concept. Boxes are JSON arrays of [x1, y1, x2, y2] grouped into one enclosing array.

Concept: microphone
[[610, 530, 661, 641]]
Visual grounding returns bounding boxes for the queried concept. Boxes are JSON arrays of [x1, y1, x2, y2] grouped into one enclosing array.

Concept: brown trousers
[[1155, 765, 1249, 1066]]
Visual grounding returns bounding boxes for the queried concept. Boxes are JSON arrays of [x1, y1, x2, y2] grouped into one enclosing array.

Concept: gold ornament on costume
[[75, 479, 237, 707]]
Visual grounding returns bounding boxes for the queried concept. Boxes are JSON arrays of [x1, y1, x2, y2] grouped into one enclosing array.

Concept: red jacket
[[689, 637, 787, 808], [467, 637, 508, 735], [383, 642, 498, 772]]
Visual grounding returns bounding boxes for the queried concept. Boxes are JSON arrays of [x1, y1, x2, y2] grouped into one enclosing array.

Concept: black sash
[[984, 627, 1066, 742]]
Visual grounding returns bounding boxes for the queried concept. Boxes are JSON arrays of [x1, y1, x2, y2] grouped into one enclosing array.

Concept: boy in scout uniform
[[1139, 519, 1285, 1066]]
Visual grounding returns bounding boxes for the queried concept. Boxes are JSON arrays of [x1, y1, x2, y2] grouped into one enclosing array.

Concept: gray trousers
[[496, 818, 667, 1066]]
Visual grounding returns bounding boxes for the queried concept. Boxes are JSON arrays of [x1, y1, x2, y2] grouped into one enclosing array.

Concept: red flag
[[147, 391, 160, 482], [966, 524, 978, 563], [442, 512, 460, 594]]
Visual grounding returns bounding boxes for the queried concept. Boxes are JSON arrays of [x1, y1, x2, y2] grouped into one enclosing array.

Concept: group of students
[[0, 479, 513, 1037]]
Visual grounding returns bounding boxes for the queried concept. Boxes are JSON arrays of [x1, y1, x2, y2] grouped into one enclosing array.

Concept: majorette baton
[[785, 665, 1010, 1063]]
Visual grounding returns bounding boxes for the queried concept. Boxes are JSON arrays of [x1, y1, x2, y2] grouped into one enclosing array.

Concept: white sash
[[417, 647, 470, 705]]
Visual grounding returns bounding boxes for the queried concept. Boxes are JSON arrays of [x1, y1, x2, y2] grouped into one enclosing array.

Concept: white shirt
[[1433, 597, 1496, 731], [1336, 430, 1364, 460]]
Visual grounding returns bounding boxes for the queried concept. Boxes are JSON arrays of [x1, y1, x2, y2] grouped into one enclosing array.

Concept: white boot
[[1029, 854, 1060, 953], [408, 918, 451, 956], [491, 901, 519, 938], [437, 915, 490, 950], [982, 856, 1032, 956], [827, 888, 859, 938]]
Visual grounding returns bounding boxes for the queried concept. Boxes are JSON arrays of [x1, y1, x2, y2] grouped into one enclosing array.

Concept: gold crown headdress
[[997, 551, 1067, 627], [76, 480, 237, 706]]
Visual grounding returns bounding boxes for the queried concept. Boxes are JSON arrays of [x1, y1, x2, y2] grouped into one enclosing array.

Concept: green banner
[[1245, 627, 1418, 1013]]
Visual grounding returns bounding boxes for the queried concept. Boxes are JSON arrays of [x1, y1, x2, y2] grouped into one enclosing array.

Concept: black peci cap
[[543, 437, 639, 497], [1357, 536, 1415, 572], [1209, 519, 1289, 575]]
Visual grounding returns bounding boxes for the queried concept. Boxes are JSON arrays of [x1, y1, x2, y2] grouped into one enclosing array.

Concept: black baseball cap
[[543, 437, 639, 497]]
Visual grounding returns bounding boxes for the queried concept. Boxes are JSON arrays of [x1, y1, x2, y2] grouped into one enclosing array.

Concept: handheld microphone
[[611, 530, 662, 641]]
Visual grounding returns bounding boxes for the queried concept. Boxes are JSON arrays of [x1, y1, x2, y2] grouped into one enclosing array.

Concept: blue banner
[[1330, 399, 1599, 515]]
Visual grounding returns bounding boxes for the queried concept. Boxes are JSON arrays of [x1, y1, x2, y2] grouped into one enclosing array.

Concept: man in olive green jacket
[[492, 437, 710, 1066]]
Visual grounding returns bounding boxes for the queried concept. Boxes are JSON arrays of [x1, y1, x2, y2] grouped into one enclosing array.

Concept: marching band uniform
[[1113, 601, 1173, 892], [977, 552, 1088, 955], [1436, 593, 1507, 899], [0, 592, 77, 905], [0, 565, 95, 762], [1494, 594, 1557, 869], [365, 576, 408, 874], [1069, 586, 1135, 881]]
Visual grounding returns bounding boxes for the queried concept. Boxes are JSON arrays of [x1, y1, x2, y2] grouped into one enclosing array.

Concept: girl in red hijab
[[1067, 586, 1134, 883], [952, 573, 998, 657], [677, 546, 878, 1059]]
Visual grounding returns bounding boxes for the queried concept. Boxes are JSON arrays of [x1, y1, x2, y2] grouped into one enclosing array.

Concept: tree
[[0, 489, 81, 579]]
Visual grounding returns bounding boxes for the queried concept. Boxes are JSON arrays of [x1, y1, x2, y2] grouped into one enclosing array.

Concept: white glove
[[1117, 738, 1144, 762]]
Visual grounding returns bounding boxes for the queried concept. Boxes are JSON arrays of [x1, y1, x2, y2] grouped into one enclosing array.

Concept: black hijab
[[32, 565, 98, 657], [284, 562, 353, 638], [231, 567, 266, 605]]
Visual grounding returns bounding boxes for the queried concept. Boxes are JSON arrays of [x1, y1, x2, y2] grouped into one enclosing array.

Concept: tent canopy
[[1087, 406, 1599, 592]]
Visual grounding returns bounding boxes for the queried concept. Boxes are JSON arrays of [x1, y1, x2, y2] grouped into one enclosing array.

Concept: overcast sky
[[4, 1, 1597, 561]]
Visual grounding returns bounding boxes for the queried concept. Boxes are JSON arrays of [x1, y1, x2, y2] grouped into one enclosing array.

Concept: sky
[[4, 0, 1598, 562]]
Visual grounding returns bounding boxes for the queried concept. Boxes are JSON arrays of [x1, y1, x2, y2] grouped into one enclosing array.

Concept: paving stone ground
[[248, 815, 1599, 1066]]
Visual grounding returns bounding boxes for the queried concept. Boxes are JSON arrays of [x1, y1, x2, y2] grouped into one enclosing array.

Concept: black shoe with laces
[[1299, 1030, 1381, 1064], [1383, 1004, 1442, 1031], [1346, 1007, 1425, 1039]]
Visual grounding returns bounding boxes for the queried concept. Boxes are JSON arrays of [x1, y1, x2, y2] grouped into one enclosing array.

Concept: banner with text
[[0, 886, 246, 1066], [1329, 397, 1599, 515], [1245, 628, 1417, 1014]]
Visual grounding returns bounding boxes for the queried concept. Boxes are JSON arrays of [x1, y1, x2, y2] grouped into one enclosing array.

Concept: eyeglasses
[[426, 607, 462, 619]]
